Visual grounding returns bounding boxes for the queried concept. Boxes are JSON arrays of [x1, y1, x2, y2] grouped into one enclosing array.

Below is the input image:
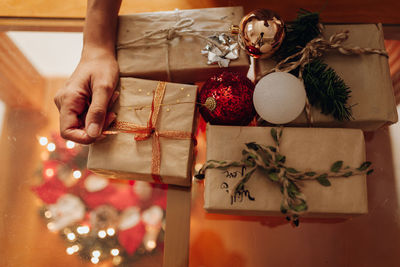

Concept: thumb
[[85, 85, 113, 138]]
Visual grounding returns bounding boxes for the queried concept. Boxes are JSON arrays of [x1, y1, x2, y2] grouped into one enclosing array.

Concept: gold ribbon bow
[[104, 81, 193, 183]]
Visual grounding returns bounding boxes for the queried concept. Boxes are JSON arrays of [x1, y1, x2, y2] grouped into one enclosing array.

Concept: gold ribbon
[[104, 81, 193, 183]]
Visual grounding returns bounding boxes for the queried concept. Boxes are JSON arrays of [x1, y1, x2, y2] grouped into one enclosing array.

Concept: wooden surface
[[1, 0, 400, 24], [0, 32, 46, 111], [164, 185, 192, 267]]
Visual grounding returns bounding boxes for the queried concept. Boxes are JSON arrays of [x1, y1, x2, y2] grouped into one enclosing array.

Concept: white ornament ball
[[253, 72, 306, 124]]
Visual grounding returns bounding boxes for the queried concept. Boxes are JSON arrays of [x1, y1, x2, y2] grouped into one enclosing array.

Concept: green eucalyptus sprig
[[195, 128, 373, 227]]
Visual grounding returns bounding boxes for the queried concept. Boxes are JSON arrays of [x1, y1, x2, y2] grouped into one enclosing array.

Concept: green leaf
[[243, 159, 255, 167], [267, 146, 276, 152], [305, 172, 316, 176], [293, 202, 308, 212], [275, 154, 286, 164], [367, 169, 374, 175], [216, 166, 230, 170], [268, 172, 279, 182], [230, 162, 244, 167], [357, 161, 372, 171], [331, 161, 343, 172], [236, 183, 244, 192], [241, 168, 256, 184], [258, 150, 273, 165], [247, 153, 258, 160], [316, 174, 331, 186], [287, 182, 300, 198], [246, 142, 259, 151], [343, 171, 353, 177], [286, 167, 299, 173], [271, 128, 278, 145]]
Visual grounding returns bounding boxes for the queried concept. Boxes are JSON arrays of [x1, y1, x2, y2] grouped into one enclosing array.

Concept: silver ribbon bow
[[201, 33, 240, 67]]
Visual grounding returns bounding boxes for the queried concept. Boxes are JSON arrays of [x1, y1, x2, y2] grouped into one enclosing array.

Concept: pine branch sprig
[[303, 60, 353, 121], [273, 9, 321, 62]]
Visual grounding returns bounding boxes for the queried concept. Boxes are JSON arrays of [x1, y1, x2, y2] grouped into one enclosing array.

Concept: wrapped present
[[87, 78, 197, 187], [256, 24, 398, 131], [203, 125, 368, 217], [117, 6, 250, 83]]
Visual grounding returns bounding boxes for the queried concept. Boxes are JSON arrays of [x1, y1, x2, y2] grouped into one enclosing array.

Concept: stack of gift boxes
[[87, 7, 397, 220]]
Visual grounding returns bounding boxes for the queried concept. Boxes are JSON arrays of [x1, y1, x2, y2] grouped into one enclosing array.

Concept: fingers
[[85, 83, 114, 138], [96, 112, 117, 142], [104, 111, 117, 129], [54, 54, 120, 144], [59, 108, 95, 144], [108, 90, 120, 110]]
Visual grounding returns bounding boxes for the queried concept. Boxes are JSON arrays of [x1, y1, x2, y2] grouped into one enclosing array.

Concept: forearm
[[83, 0, 122, 58]]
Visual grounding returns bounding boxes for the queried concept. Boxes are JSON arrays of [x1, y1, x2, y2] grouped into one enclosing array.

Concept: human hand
[[54, 49, 119, 144]]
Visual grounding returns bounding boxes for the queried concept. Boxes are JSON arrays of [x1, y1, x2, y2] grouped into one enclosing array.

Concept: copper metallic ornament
[[238, 9, 285, 59]]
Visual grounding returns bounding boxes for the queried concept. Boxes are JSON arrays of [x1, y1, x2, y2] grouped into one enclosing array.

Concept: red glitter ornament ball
[[198, 71, 256, 125]]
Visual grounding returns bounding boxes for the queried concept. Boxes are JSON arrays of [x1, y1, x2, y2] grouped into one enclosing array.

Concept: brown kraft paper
[[204, 125, 368, 217], [87, 77, 197, 187], [117, 6, 250, 83], [256, 24, 397, 131]]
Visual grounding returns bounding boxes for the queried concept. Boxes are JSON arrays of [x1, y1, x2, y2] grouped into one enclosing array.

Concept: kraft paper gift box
[[256, 24, 397, 131], [204, 125, 368, 217], [87, 77, 197, 187], [117, 6, 250, 83]]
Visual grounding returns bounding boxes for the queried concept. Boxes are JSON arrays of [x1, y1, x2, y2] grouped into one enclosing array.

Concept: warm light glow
[[66, 247, 75, 255], [67, 233, 76, 241], [72, 170, 82, 179], [106, 228, 115, 236], [194, 163, 203, 172], [47, 222, 56, 231], [146, 240, 156, 250], [45, 168, 54, 178], [110, 248, 119, 256], [98, 230, 106, 238], [91, 257, 99, 264], [40, 151, 49, 161], [112, 256, 122, 265], [47, 142, 56, 152], [39, 137, 48, 146], [44, 211, 52, 218], [77, 225, 90, 234], [92, 250, 101, 258], [66, 140, 75, 149], [72, 245, 79, 252]]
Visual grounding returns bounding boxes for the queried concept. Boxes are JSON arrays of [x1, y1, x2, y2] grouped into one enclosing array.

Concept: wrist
[[81, 44, 116, 61]]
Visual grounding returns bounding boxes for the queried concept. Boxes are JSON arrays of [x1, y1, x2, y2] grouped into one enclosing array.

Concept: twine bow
[[103, 82, 193, 183], [258, 26, 388, 124], [117, 17, 229, 81], [196, 127, 373, 224]]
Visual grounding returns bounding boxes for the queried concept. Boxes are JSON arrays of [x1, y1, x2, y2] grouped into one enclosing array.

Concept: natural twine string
[[257, 24, 388, 124], [117, 16, 230, 81], [197, 127, 370, 216]]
